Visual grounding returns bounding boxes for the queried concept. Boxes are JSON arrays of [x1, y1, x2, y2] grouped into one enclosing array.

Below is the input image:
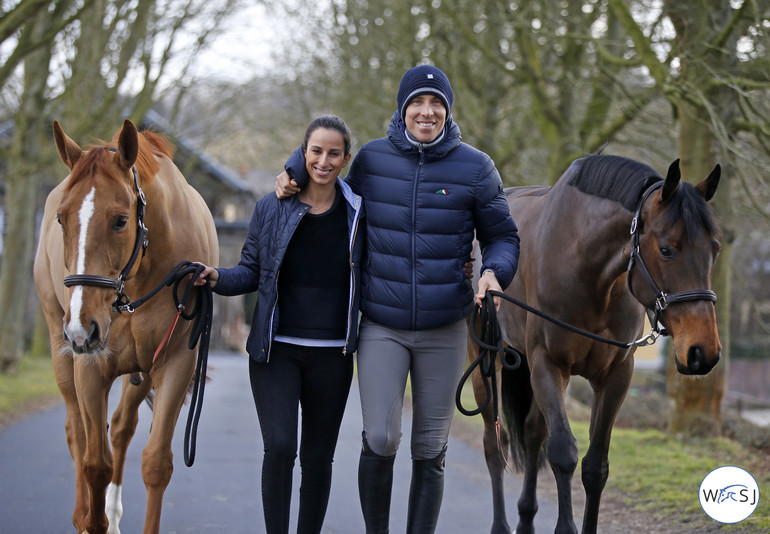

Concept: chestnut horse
[[33, 120, 218, 534], [469, 155, 721, 534]]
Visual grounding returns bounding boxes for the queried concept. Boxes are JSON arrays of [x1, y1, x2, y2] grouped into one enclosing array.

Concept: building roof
[[141, 109, 251, 194]]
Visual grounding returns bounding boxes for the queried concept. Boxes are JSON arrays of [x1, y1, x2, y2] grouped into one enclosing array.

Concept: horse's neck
[[137, 158, 192, 270], [544, 192, 633, 290]]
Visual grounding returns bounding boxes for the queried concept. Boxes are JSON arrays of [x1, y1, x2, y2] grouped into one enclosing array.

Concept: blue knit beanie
[[397, 65, 454, 120]]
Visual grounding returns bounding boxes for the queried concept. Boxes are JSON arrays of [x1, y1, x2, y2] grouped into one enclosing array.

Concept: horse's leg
[[515, 401, 547, 534], [107, 373, 153, 534], [73, 361, 114, 534], [51, 349, 91, 532], [580, 356, 633, 534], [141, 351, 195, 534], [529, 350, 578, 534], [470, 346, 511, 534]]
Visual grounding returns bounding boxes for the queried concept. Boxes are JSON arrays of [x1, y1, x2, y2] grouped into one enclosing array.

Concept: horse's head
[[630, 159, 722, 375], [53, 119, 144, 354]]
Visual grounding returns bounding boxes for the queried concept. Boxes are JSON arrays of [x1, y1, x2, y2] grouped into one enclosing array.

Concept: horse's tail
[[500, 349, 534, 471]]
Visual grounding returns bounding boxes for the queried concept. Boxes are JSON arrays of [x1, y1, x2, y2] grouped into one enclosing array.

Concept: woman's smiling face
[[304, 127, 351, 186]]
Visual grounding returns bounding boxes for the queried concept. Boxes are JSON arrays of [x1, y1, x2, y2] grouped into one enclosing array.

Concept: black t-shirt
[[277, 190, 350, 340]]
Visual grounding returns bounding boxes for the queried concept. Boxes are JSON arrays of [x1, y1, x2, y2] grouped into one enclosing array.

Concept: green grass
[[0, 354, 60, 422], [454, 380, 769, 532], [596, 423, 770, 531]]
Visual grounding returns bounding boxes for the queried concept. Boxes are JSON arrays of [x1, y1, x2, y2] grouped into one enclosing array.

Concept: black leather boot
[[358, 433, 396, 534], [405, 445, 447, 534]]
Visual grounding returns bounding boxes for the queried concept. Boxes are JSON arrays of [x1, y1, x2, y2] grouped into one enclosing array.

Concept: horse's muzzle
[[63, 319, 106, 354], [676, 344, 720, 375]]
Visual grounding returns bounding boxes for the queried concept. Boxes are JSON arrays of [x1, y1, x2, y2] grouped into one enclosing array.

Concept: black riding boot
[[358, 433, 396, 534], [405, 446, 447, 534]]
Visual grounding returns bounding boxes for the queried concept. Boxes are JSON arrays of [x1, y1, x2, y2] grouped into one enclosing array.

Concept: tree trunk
[[666, 111, 735, 436], [0, 12, 52, 372], [663, 0, 741, 437], [665, 110, 730, 435]]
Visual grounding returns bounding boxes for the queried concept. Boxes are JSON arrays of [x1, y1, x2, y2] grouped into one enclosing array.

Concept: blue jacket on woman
[[213, 177, 364, 362], [288, 112, 519, 331]]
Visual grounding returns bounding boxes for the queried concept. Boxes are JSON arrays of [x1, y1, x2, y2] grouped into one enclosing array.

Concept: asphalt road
[[0, 351, 561, 534]]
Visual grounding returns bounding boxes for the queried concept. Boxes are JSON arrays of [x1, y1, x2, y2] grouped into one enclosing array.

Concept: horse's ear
[[660, 159, 681, 203], [115, 119, 139, 170], [696, 164, 720, 202], [52, 120, 83, 170]]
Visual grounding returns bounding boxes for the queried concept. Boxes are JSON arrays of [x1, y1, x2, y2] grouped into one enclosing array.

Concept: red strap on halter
[[153, 308, 183, 363]]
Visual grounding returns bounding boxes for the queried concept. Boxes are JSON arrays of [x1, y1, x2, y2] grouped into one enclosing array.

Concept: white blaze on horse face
[[106, 482, 123, 534], [66, 187, 96, 342]]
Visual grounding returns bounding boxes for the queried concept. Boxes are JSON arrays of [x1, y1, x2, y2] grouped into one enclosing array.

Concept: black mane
[[567, 155, 662, 212], [567, 154, 719, 240]]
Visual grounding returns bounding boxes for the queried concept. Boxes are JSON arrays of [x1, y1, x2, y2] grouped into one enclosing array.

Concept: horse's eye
[[113, 216, 129, 231], [659, 246, 674, 259], [55, 213, 62, 226]]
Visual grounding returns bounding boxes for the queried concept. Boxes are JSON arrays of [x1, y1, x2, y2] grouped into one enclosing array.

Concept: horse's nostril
[[687, 345, 716, 375], [87, 321, 100, 347], [688, 345, 704, 372]]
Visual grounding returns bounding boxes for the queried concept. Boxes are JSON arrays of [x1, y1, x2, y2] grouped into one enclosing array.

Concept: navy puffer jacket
[[289, 112, 519, 331], [213, 178, 364, 361]]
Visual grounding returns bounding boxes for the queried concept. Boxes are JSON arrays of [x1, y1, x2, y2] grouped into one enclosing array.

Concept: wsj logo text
[[701, 484, 757, 506], [699, 466, 760, 524]]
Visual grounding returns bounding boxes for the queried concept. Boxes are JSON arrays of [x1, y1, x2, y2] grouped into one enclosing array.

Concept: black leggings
[[249, 342, 354, 534]]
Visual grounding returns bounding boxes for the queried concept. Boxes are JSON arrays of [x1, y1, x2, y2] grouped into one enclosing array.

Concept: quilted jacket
[[287, 112, 519, 331], [213, 178, 364, 362]]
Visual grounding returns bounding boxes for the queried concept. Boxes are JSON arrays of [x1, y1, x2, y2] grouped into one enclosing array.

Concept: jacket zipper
[[266, 205, 309, 362], [411, 144, 425, 329], [265, 292, 279, 362], [343, 198, 362, 355]]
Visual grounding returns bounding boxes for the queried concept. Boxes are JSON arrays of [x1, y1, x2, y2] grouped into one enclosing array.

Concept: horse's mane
[[66, 129, 175, 190], [567, 155, 662, 212], [568, 154, 719, 240]]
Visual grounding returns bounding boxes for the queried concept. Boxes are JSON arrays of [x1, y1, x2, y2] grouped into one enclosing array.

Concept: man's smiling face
[[404, 94, 447, 143]]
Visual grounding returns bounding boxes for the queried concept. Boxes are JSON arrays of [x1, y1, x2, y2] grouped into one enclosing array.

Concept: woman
[[278, 65, 520, 533], [196, 116, 364, 534]]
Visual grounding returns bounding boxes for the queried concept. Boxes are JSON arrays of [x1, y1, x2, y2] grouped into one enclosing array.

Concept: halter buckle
[[656, 293, 669, 312], [111, 277, 134, 313]]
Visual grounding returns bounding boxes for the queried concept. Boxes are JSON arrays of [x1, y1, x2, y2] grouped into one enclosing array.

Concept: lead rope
[[119, 261, 213, 467], [458, 288, 660, 418], [458, 289, 662, 469], [171, 262, 212, 467], [456, 293, 522, 470], [484, 290, 660, 348]]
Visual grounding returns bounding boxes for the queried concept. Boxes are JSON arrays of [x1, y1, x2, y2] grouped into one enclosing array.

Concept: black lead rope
[[486, 289, 638, 349], [457, 288, 666, 419], [120, 260, 213, 467], [456, 294, 522, 418], [176, 262, 213, 468]]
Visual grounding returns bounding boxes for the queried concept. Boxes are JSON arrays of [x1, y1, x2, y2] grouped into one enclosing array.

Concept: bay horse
[[468, 155, 721, 534], [33, 119, 218, 534]]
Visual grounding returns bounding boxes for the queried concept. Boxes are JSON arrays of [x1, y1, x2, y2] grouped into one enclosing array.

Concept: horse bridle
[[63, 148, 148, 313], [626, 181, 717, 336]]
